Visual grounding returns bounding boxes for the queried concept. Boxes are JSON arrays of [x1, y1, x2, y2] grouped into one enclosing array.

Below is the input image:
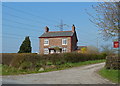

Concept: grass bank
[[99, 68, 120, 83], [0, 64, 2, 75], [1, 59, 105, 75]]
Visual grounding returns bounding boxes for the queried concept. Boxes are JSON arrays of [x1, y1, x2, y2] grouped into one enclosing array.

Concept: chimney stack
[[72, 24, 75, 32], [45, 26, 49, 33]]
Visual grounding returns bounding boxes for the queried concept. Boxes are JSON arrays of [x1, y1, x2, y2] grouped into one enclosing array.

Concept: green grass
[[0, 64, 2, 75], [1, 59, 105, 75], [99, 68, 120, 83], [57, 59, 105, 70]]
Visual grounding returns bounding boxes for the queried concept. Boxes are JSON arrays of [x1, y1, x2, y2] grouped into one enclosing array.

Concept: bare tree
[[88, 1, 120, 40], [87, 45, 99, 54], [101, 45, 116, 55]]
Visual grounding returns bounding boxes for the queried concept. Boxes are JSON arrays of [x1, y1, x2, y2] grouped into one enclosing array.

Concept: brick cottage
[[39, 25, 78, 54]]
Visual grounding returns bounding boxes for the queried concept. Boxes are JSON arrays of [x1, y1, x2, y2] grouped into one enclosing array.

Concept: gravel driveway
[[1, 62, 113, 84]]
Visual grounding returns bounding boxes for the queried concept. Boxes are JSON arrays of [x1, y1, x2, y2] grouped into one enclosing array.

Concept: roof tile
[[40, 31, 73, 37]]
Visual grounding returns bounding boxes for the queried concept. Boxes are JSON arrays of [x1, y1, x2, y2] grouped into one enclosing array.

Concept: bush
[[105, 55, 120, 70]]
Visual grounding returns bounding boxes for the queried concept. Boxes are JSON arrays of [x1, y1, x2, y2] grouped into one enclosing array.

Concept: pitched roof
[[39, 31, 74, 38]]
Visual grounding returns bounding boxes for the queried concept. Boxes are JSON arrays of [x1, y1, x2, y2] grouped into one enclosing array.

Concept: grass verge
[[99, 68, 120, 83], [0, 64, 2, 75], [1, 59, 105, 75]]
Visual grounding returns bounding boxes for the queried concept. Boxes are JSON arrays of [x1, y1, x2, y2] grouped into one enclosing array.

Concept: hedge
[[105, 55, 120, 70], [1, 53, 106, 70]]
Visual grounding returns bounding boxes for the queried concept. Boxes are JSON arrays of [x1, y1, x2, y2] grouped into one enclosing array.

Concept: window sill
[[44, 44, 49, 46], [62, 44, 67, 45]]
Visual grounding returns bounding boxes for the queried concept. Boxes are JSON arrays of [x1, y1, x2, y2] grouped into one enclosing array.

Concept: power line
[[3, 24, 95, 42], [3, 18, 41, 28], [3, 21, 95, 42], [3, 11, 55, 26], [62, 20, 98, 36], [2, 23, 41, 32], [2, 21, 101, 47], [2, 4, 100, 37], [76, 26, 97, 36], [2, 5, 98, 37], [1, 35, 24, 39], [3, 32, 38, 39], [2, 35, 38, 41], [3, 25, 100, 44], [2, 31, 98, 45], [2, 4, 59, 24], [3, 24, 101, 43]]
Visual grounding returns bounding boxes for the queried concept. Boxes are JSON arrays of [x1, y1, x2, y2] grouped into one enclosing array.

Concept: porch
[[48, 46, 62, 54]]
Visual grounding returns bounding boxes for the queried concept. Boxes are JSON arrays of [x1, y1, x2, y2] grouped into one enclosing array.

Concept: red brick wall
[[39, 37, 72, 54], [39, 38, 44, 54]]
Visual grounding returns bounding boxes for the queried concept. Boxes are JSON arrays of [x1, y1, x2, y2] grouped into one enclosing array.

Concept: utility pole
[[55, 20, 69, 31]]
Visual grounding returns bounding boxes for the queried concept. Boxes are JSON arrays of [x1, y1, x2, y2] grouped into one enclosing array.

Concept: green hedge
[[105, 55, 120, 70], [2, 53, 106, 70]]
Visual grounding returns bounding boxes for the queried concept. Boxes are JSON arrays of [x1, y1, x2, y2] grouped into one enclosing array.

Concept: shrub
[[105, 55, 120, 70], [18, 36, 32, 53]]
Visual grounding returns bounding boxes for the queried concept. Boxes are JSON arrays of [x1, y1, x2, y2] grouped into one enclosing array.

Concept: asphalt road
[[1, 62, 113, 84]]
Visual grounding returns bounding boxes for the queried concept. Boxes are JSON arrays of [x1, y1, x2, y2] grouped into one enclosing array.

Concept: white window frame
[[44, 48, 49, 54], [62, 48, 67, 53], [62, 38, 67, 45], [44, 39, 49, 46]]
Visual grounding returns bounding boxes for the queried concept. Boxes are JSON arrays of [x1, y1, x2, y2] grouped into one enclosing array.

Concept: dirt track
[[2, 62, 113, 84]]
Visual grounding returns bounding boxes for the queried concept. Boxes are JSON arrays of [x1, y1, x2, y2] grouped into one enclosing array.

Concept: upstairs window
[[62, 38, 67, 45], [44, 39, 49, 46]]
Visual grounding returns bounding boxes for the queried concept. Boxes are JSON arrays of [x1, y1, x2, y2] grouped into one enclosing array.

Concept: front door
[[50, 50, 54, 54]]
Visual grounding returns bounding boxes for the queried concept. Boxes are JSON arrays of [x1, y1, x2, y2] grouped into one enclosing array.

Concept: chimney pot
[[45, 26, 49, 32], [72, 24, 75, 32]]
